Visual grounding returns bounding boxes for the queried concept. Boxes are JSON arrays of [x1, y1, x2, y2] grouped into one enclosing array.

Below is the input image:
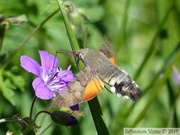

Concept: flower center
[[46, 71, 67, 92]]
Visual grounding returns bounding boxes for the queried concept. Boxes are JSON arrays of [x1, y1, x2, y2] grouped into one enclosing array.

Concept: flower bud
[[51, 111, 78, 126]]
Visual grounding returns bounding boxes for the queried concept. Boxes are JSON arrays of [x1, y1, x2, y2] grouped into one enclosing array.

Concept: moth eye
[[78, 53, 83, 59]]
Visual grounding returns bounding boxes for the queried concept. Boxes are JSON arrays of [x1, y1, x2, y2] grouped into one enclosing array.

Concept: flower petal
[[39, 51, 58, 76], [70, 104, 79, 111], [58, 70, 74, 82], [33, 77, 53, 99], [20, 55, 41, 76]]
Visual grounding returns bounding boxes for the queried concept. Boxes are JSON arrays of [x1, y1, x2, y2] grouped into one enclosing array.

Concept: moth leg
[[104, 85, 113, 94], [75, 57, 80, 71]]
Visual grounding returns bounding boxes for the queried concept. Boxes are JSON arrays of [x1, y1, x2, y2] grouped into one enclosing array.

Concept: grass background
[[0, 0, 179, 134]]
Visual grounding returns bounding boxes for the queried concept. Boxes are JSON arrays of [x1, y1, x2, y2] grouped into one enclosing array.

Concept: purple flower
[[20, 51, 74, 100]]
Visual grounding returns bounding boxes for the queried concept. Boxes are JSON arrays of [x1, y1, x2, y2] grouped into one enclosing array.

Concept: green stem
[[56, 1, 80, 69], [34, 110, 52, 123], [0, 9, 59, 70], [56, 1, 109, 134], [29, 96, 37, 120], [34, 111, 53, 135], [0, 117, 18, 123], [88, 97, 110, 135], [56, 1, 79, 51]]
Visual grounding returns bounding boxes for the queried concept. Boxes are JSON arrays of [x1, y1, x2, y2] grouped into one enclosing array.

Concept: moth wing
[[99, 43, 116, 64], [50, 66, 103, 108], [100, 43, 142, 100], [76, 66, 104, 102], [82, 75, 104, 101]]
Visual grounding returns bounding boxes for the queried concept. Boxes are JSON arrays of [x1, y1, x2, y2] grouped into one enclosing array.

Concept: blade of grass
[[141, 43, 180, 95], [56, 1, 109, 135], [123, 43, 180, 120], [132, 43, 180, 127], [115, 0, 178, 122], [56, 1, 79, 51], [166, 78, 180, 127], [117, 0, 131, 52], [88, 97, 110, 135], [134, 0, 177, 80]]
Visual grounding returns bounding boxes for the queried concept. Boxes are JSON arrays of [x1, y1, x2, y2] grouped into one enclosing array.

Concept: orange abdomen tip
[[82, 78, 104, 101]]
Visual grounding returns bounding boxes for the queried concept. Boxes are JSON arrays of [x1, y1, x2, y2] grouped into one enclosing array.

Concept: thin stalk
[[38, 122, 53, 135], [0, 9, 59, 70], [117, 0, 131, 48], [34, 110, 52, 123], [29, 96, 37, 120]]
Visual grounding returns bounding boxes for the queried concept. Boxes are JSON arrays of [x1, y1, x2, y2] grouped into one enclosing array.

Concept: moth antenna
[[83, 27, 88, 49]]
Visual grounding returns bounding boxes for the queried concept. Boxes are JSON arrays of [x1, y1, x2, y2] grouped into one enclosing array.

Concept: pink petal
[[58, 70, 74, 82], [33, 77, 53, 100], [38, 51, 58, 75], [20, 55, 41, 76]]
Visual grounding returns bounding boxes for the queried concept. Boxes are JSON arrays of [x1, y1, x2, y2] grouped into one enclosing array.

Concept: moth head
[[75, 49, 89, 62], [75, 52, 84, 60]]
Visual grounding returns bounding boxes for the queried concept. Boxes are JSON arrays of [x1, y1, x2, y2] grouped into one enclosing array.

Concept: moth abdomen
[[111, 76, 142, 101]]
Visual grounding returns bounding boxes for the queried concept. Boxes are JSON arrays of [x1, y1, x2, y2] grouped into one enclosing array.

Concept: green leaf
[[0, 71, 16, 105], [3, 70, 25, 92], [11, 74, 25, 92]]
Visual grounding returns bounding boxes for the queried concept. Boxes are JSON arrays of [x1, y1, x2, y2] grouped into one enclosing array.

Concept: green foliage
[[0, 0, 179, 135]]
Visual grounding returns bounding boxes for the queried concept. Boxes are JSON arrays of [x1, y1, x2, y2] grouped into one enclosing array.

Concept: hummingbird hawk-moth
[[51, 44, 142, 108]]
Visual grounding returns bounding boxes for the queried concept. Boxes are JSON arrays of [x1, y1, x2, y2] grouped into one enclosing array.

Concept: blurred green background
[[0, 0, 179, 134]]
